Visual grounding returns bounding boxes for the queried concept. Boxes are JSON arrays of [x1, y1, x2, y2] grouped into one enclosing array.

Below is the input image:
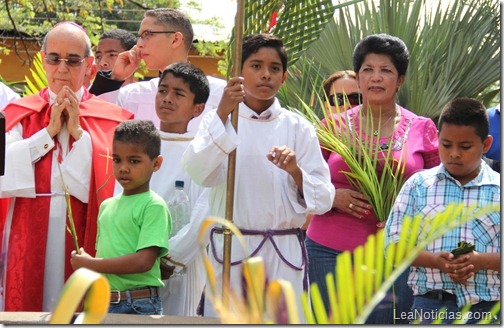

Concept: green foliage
[[279, 0, 500, 118], [294, 91, 406, 222], [225, 0, 337, 78], [0, 0, 226, 80], [24, 52, 47, 95]]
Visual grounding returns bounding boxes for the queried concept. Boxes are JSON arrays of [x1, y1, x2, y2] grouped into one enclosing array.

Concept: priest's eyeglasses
[[44, 55, 87, 67], [138, 30, 176, 40]]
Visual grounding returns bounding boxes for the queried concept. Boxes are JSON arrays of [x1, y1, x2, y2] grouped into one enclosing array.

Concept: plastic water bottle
[[168, 180, 190, 237]]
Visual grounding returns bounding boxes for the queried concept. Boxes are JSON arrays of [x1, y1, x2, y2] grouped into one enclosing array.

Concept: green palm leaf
[[24, 52, 48, 95], [293, 90, 406, 222]]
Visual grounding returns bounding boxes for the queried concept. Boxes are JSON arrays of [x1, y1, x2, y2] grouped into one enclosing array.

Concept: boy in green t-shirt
[[71, 120, 171, 315]]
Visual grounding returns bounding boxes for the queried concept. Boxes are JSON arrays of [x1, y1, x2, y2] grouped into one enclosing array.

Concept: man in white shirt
[[99, 8, 225, 131]]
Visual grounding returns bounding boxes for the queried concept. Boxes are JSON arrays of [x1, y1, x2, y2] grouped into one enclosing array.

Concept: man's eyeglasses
[[44, 55, 87, 67], [328, 93, 362, 107], [138, 30, 176, 40]]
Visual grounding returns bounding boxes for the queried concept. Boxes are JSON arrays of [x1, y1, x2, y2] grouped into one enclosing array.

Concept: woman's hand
[[332, 188, 371, 219]]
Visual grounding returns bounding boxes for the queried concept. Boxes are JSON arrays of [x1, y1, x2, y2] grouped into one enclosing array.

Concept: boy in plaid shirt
[[385, 98, 500, 323]]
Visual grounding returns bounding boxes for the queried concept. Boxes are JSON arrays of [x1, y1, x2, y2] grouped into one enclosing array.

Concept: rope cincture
[[210, 227, 309, 291]]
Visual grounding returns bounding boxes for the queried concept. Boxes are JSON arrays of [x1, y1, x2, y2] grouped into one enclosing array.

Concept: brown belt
[[110, 287, 159, 304]]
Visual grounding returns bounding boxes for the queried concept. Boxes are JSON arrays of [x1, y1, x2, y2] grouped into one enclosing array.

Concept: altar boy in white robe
[[147, 62, 211, 316], [182, 34, 335, 318]]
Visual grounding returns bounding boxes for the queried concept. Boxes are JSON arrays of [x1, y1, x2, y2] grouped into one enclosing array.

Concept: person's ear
[[281, 72, 287, 84], [153, 155, 163, 172], [87, 62, 98, 79], [192, 103, 205, 119], [397, 75, 405, 92], [172, 32, 185, 49], [85, 56, 94, 68], [40, 51, 47, 69], [483, 135, 493, 153]]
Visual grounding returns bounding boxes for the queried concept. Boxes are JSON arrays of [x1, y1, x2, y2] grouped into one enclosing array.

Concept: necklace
[[372, 109, 398, 136]]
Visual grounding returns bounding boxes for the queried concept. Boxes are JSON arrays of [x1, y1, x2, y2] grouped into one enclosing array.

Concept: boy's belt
[[420, 290, 456, 301], [110, 287, 159, 304]]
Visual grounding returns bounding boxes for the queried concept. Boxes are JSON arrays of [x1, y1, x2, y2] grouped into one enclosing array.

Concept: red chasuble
[[0, 88, 133, 311]]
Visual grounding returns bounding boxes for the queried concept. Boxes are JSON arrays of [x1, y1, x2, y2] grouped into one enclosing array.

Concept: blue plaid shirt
[[385, 160, 500, 307]]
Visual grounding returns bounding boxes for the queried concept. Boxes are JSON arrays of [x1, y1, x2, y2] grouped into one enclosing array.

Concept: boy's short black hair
[[438, 97, 489, 141], [114, 120, 161, 159], [242, 34, 288, 72], [159, 62, 210, 105], [99, 28, 137, 51], [144, 8, 194, 52], [353, 33, 409, 77]]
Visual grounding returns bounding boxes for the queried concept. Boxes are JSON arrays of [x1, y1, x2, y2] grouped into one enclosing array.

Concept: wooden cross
[[98, 147, 113, 175]]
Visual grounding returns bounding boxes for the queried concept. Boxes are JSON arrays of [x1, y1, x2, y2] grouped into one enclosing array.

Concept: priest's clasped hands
[[46, 85, 84, 140]]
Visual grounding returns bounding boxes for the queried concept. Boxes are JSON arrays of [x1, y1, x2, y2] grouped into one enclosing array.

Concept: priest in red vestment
[[0, 22, 133, 312]]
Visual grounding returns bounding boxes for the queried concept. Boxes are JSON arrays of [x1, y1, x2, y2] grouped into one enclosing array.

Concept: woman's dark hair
[[242, 34, 288, 73], [353, 33, 409, 76], [438, 97, 489, 141], [114, 120, 161, 159]]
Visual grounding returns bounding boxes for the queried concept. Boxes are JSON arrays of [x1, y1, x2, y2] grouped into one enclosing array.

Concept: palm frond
[[24, 52, 48, 96], [294, 91, 406, 222], [197, 216, 299, 324], [225, 0, 338, 78]]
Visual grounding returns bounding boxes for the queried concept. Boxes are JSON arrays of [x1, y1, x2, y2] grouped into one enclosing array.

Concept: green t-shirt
[[96, 190, 171, 291]]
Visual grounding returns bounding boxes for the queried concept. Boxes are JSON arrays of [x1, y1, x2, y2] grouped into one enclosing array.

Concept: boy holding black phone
[[385, 98, 500, 324]]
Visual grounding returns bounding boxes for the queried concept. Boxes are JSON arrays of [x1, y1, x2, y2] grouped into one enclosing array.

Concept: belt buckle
[[110, 290, 121, 304]]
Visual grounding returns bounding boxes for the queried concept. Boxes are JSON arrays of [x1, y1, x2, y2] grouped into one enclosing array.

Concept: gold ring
[[54, 102, 60, 107], [349, 203, 354, 209]]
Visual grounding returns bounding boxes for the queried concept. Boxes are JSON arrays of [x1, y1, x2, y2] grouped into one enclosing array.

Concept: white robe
[[182, 99, 335, 318], [0, 82, 20, 111], [0, 89, 92, 311], [116, 75, 226, 131], [113, 129, 211, 316]]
